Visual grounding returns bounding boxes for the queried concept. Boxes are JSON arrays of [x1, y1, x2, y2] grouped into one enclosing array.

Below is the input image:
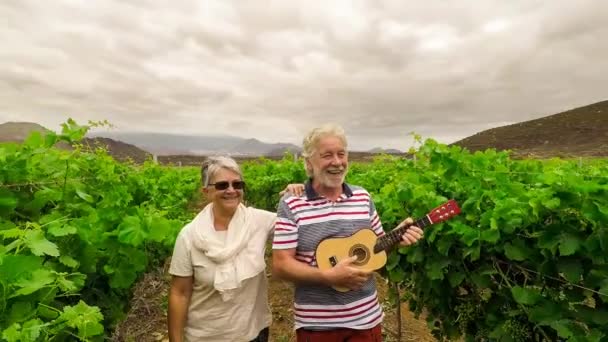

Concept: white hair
[[301, 123, 348, 177], [200, 155, 242, 186]]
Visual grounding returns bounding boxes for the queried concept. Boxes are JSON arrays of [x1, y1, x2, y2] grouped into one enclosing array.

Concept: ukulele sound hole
[[349, 244, 370, 266]]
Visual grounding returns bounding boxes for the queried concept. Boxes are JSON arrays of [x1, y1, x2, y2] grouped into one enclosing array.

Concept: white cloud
[[0, 0, 607, 151]]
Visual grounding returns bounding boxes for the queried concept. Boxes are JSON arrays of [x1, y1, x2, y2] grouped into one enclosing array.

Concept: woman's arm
[[168, 275, 193, 342]]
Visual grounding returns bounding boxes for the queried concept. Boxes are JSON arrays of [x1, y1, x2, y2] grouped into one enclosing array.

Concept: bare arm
[[272, 249, 371, 290], [168, 276, 193, 342]]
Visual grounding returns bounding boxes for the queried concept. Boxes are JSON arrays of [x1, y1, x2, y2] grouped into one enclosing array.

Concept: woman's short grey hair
[[201, 156, 242, 187], [302, 123, 348, 177]]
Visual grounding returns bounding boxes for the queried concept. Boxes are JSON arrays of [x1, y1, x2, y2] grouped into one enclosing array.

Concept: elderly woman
[[167, 156, 301, 342]]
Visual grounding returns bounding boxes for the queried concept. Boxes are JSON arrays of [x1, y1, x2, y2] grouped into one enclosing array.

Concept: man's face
[[307, 135, 348, 189]]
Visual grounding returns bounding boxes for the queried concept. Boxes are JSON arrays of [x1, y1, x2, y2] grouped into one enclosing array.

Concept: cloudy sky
[[1, 1, 607, 151]]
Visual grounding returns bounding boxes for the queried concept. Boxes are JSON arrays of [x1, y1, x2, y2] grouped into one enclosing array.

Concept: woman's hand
[[279, 183, 305, 197]]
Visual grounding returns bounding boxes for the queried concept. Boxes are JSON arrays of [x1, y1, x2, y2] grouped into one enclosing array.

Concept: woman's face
[[204, 168, 244, 212]]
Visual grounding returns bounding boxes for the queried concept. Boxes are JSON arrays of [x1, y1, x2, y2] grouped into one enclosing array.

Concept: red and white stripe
[[294, 292, 383, 328]]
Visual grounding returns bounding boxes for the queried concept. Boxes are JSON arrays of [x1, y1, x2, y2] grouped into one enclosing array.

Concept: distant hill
[[5, 99, 607, 164], [228, 138, 302, 156], [87, 131, 302, 157], [79, 137, 151, 163], [86, 132, 241, 155], [451, 100, 608, 157], [0, 122, 151, 163], [0, 122, 54, 143], [367, 147, 403, 154]]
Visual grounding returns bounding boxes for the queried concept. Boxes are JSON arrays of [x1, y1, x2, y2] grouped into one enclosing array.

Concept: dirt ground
[[111, 259, 437, 342]]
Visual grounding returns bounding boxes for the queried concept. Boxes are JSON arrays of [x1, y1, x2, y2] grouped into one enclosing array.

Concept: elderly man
[[272, 123, 423, 342]]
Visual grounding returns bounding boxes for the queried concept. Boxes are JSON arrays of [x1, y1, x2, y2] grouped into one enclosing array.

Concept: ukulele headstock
[[427, 199, 461, 224]]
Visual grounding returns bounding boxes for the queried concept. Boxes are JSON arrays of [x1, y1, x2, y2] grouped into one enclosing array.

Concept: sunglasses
[[207, 180, 246, 191]]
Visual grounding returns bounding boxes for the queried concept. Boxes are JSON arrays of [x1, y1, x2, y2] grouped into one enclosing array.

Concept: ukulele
[[315, 199, 461, 292]]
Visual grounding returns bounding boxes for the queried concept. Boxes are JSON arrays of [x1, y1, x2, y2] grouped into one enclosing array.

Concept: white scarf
[[191, 203, 266, 301]]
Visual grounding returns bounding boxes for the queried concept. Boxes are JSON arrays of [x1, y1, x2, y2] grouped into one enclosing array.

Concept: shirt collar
[[304, 178, 353, 200]]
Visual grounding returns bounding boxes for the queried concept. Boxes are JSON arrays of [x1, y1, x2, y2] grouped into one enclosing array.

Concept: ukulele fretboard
[[373, 215, 432, 253]]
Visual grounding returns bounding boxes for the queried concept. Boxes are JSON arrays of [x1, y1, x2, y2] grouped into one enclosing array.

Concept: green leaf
[[2, 323, 21, 342], [404, 245, 424, 262], [75, 189, 94, 203], [0, 219, 16, 231], [511, 286, 542, 305], [549, 319, 575, 339], [557, 259, 582, 283], [21, 319, 43, 341], [426, 259, 450, 280], [0, 188, 18, 213], [600, 280, 608, 304], [480, 228, 500, 243], [559, 233, 582, 256], [504, 240, 530, 261], [574, 306, 608, 325], [8, 301, 35, 324], [48, 223, 77, 237], [109, 266, 138, 289], [38, 305, 59, 320], [386, 253, 400, 271], [44, 132, 59, 147], [592, 227, 608, 252], [453, 222, 478, 247], [448, 271, 465, 287], [538, 229, 561, 254], [24, 131, 43, 148], [0, 227, 23, 239], [12, 269, 55, 297], [146, 217, 172, 243], [0, 255, 43, 282], [542, 197, 560, 209], [528, 300, 562, 324], [463, 245, 480, 261], [117, 216, 146, 247], [24, 230, 60, 257], [59, 255, 79, 268], [490, 217, 498, 230], [389, 267, 406, 282], [435, 236, 452, 256], [24, 188, 61, 214], [586, 330, 605, 342], [58, 300, 104, 338], [57, 273, 86, 292]]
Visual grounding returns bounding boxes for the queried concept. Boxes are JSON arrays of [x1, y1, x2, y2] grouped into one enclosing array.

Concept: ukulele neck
[[373, 216, 431, 253]]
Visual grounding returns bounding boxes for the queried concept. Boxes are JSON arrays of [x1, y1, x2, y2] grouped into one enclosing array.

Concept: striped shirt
[[273, 181, 385, 330]]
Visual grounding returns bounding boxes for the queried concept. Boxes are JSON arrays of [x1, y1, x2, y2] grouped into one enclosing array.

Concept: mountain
[[0, 122, 151, 163], [80, 137, 151, 163], [86, 131, 241, 155], [0, 122, 54, 143], [451, 100, 608, 157], [367, 147, 403, 154], [4, 99, 607, 162], [87, 131, 301, 156], [229, 138, 302, 156]]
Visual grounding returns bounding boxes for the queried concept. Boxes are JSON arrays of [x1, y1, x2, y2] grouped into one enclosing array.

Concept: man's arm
[[272, 249, 371, 290]]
